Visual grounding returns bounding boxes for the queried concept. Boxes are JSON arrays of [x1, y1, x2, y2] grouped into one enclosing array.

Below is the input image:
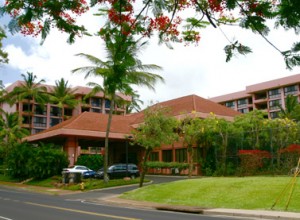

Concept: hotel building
[[209, 74, 300, 119]]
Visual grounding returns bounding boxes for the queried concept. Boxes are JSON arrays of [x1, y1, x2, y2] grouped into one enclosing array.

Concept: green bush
[[5, 142, 68, 180], [146, 161, 189, 170], [76, 154, 103, 171]]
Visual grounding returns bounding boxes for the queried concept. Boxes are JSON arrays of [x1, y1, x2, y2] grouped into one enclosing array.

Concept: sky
[[1, 2, 300, 109]]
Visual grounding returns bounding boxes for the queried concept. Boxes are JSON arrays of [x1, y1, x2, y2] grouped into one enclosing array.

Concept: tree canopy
[[1, 0, 300, 68]]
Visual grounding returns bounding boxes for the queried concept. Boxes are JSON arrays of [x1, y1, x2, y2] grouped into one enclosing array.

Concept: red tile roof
[[25, 94, 240, 142]]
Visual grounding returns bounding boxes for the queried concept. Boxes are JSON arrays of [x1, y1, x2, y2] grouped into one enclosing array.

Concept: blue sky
[[1, 3, 300, 108]]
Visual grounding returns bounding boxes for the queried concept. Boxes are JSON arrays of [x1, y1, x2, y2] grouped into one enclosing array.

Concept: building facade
[[210, 74, 300, 119], [24, 94, 241, 174], [3, 81, 131, 135]]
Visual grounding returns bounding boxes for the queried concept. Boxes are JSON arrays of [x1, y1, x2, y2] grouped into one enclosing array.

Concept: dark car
[[82, 170, 97, 179], [96, 164, 139, 180]]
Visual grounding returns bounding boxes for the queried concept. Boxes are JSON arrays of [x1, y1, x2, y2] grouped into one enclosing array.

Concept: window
[[225, 101, 235, 108], [105, 99, 111, 109], [34, 104, 46, 115], [175, 148, 187, 162], [268, 89, 281, 99], [50, 118, 61, 127], [149, 152, 159, 161], [50, 106, 61, 116], [33, 116, 47, 127], [237, 99, 248, 108], [64, 108, 73, 116], [284, 85, 298, 95], [162, 150, 172, 162], [22, 104, 33, 112], [238, 108, 249, 114], [269, 99, 281, 110], [91, 98, 101, 107], [270, 111, 280, 119]]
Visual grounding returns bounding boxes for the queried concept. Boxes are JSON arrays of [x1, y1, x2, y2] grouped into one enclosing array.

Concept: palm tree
[[0, 80, 6, 103], [72, 36, 164, 182], [125, 91, 144, 113], [50, 78, 79, 121], [0, 110, 29, 153], [279, 94, 300, 121], [9, 72, 49, 134]]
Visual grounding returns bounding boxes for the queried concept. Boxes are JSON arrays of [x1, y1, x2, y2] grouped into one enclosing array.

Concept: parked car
[[82, 170, 97, 179], [96, 164, 140, 180], [63, 165, 93, 175]]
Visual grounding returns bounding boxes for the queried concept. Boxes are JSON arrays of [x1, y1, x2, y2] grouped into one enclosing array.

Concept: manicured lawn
[[0, 174, 143, 191], [121, 177, 300, 212]]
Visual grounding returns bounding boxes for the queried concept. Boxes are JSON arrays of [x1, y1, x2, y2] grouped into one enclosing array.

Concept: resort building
[[210, 74, 300, 119], [24, 94, 240, 175], [2, 81, 131, 134]]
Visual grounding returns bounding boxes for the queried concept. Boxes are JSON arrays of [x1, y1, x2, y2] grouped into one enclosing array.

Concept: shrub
[[5, 142, 68, 180], [76, 154, 103, 171]]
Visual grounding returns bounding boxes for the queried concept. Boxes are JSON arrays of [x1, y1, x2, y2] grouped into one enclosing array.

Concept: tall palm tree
[[50, 78, 79, 121], [0, 110, 29, 153], [72, 36, 164, 182], [9, 72, 49, 134]]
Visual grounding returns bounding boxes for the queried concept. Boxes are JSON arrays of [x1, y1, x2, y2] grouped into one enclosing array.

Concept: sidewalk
[[96, 195, 300, 220]]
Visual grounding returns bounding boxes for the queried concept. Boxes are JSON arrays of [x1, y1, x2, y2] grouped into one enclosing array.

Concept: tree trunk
[[188, 145, 193, 178], [139, 148, 150, 188], [103, 95, 115, 183]]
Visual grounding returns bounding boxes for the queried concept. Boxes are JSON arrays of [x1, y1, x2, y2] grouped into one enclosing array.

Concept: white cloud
[[2, 7, 300, 110]]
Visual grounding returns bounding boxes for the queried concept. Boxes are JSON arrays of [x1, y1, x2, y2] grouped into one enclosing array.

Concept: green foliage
[[5, 142, 68, 180], [76, 154, 103, 171], [146, 161, 189, 170], [224, 41, 252, 62], [122, 177, 300, 212], [0, 26, 8, 65]]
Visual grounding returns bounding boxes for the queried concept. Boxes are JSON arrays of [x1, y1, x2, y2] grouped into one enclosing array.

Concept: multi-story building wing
[[210, 74, 300, 119], [2, 81, 131, 134]]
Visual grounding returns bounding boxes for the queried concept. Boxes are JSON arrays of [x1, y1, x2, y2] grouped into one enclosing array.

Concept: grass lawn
[[0, 173, 143, 191], [121, 176, 300, 212]]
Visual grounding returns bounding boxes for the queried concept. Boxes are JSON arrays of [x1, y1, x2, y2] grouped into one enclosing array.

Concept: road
[[0, 176, 254, 220]]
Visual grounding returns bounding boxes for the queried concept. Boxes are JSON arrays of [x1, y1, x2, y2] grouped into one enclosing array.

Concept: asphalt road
[[0, 176, 254, 220]]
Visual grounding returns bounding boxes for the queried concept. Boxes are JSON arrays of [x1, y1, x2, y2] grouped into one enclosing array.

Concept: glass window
[[50, 118, 61, 127], [268, 89, 281, 99], [175, 148, 187, 162], [270, 111, 280, 119], [33, 116, 47, 127], [238, 108, 249, 114], [269, 99, 281, 110], [162, 150, 172, 162], [64, 108, 73, 116], [225, 101, 235, 108], [22, 104, 33, 112], [284, 85, 298, 95], [91, 98, 101, 107], [50, 106, 61, 117], [237, 99, 247, 108], [105, 99, 111, 109]]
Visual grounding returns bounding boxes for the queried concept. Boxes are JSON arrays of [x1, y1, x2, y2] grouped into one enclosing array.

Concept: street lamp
[[126, 135, 133, 177]]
